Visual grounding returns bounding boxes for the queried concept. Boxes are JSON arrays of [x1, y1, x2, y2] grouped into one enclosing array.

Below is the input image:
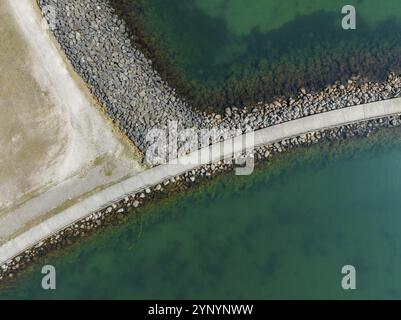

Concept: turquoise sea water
[[3, 129, 401, 299], [112, 0, 401, 110]]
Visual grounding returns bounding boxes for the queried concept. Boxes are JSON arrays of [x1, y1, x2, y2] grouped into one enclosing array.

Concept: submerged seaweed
[[109, 0, 401, 112]]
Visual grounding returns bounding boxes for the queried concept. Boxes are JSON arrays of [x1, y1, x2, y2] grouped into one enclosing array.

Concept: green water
[[113, 0, 401, 110], [4, 129, 401, 299]]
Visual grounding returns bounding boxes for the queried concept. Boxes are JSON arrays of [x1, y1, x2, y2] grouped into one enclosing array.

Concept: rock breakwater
[[38, 0, 201, 153], [37, 0, 401, 157]]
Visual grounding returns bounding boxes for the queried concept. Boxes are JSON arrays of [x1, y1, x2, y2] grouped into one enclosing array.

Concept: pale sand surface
[[0, 0, 144, 243]]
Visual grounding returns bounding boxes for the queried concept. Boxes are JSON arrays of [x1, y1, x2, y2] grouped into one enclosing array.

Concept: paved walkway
[[1, 97, 401, 266]]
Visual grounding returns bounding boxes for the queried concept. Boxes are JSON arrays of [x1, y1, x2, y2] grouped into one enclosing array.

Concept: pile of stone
[[37, 0, 401, 158], [37, 0, 201, 153], [208, 74, 401, 140]]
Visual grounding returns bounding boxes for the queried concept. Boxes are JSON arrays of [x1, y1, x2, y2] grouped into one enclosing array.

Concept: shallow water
[[115, 0, 401, 110], [4, 129, 401, 299]]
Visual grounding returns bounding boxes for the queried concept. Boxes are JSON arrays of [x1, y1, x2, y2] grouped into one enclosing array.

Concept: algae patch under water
[[4, 127, 401, 299], [111, 0, 401, 111]]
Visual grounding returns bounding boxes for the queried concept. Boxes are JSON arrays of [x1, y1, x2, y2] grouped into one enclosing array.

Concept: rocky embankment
[[205, 74, 401, 139], [37, 0, 401, 157], [37, 0, 201, 153]]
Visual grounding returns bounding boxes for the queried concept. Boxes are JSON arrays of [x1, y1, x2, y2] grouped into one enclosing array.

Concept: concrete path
[[1, 97, 401, 266]]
